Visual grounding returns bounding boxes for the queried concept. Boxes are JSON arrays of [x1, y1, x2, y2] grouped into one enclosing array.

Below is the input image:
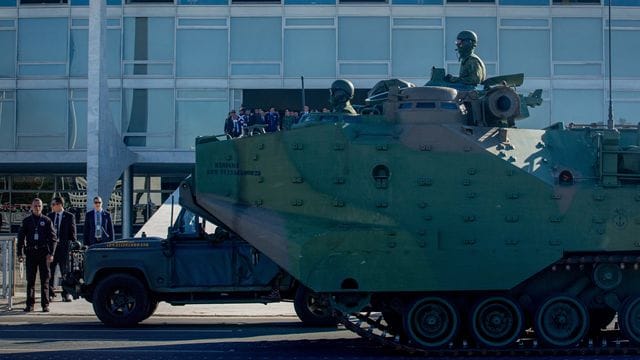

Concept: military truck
[[64, 185, 334, 327]]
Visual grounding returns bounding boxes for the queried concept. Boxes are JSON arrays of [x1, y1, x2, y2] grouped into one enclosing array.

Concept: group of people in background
[[16, 196, 114, 313], [224, 105, 330, 139]]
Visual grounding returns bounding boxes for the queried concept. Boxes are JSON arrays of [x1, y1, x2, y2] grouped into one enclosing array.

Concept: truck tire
[[294, 285, 336, 326], [142, 299, 159, 321], [92, 273, 150, 327]]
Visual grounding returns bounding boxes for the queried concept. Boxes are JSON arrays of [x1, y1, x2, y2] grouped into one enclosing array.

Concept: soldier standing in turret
[[445, 30, 486, 87], [329, 79, 357, 115]]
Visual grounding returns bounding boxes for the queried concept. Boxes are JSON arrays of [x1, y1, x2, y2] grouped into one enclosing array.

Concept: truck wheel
[[142, 299, 159, 321], [294, 286, 336, 326], [92, 274, 150, 327]]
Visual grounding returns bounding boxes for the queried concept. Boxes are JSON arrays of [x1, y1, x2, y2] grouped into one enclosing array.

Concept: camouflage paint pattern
[[194, 108, 640, 293]]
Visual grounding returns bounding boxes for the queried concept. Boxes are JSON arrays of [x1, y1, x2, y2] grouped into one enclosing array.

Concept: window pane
[[393, 0, 441, 4], [107, 28, 121, 77], [0, 0, 16, 6], [178, 0, 227, 4], [612, 99, 640, 126], [285, 18, 334, 26], [70, 29, 88, 77], [552, 18, 602, 61], [69, 98, 87, 149], [500, 29, 550, 77], [18, 18, 68, 62], [339, 17, 390, 60], [339, 63, 388, 75], [230, 17, 282, 62], [0, 31, 15, 77], [606, 0, 640, 4], [176, 100, 228, 149], [553, 89, 603, 124], [285, 0, 335, 3], [500, 0, 549, 4], [177, 29, 228, 77], [284, 29, 336, 77], [0, 95, 15, 150], [230, 63, 280, 75], [16, 89, 67, 150], [124, 63, 173, 76], [553, 0, 599, 3], [392, 29, 443, 77], [123, 89, 174, 148], [21, 0, 67, 4], [18, 64, 66, 76], [124, 17, 174, 61], [128, 0, 174, 3], [554, 63, 601, 76], [606, 30, 640, 77]]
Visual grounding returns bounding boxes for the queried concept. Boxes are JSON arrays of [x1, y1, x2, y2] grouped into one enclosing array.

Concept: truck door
[[170, 210, 236, 287]]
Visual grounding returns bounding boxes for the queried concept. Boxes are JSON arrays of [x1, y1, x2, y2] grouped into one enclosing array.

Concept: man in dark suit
[[48, 196, 77, 302], [17, 198, 57, 312], [83, 196, 115, 246]]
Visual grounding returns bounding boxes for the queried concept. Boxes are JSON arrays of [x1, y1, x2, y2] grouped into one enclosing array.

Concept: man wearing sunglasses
[[83, 196, 115, 246], [17, 198, 58, 312], [47, 196, 77, 302]]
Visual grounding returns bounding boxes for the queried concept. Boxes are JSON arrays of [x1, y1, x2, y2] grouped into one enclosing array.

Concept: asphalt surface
[[0, 297, 638, 359]]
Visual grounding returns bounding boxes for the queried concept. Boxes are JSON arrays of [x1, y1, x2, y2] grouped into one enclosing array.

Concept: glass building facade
[[1, 0, 640, 231]]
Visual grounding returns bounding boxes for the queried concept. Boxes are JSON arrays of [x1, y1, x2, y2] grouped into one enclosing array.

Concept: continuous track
[[338, 311, 640, 356], [335, 253, 640, 356]]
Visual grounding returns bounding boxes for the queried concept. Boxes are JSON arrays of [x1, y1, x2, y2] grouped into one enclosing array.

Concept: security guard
[[17, 198, 57, 312], [445, 30, 486, 87]]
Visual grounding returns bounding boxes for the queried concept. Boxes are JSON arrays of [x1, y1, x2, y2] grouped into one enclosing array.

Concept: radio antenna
[[607, 0, 614, 129], [301, 76, 306, 112]]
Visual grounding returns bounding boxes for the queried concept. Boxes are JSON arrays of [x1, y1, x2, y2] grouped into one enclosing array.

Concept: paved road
[[0, 299, 637, 359]]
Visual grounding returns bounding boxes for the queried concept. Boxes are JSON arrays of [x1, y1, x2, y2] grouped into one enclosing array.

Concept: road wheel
[[293, 286, 336, 326], [534, 295, 588, 347], [619, 296, 640, 345], [404, 296, 460, 349], [470, 296, 523, 349], [93, 273, 150, 327]]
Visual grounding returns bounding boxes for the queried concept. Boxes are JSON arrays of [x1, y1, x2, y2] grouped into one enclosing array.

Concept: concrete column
[[87, 0, 136, 213], [122, 166, 133, 238]]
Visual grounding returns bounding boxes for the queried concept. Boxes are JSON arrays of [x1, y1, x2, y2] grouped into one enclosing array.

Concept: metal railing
[[0, 235, 16, 310]]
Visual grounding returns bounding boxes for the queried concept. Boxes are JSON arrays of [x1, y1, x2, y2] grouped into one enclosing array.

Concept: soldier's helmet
[[456, 30, 478, 54], [330, 79, 355, 102], [457, 30, 478, 43]]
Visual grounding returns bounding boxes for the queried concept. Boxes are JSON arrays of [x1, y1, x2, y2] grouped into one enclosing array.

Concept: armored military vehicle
[[187, 69, 640, 353], [64, 190, 334, 328]]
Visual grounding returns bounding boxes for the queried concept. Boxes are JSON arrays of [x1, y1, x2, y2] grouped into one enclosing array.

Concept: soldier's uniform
[[445, 30, 486, 87], [450, 53, 486, 86], [18, 214, 57, 311]]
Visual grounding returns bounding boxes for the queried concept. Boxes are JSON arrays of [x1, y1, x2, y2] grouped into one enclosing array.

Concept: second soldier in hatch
[[445, 30, 486, 87]]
